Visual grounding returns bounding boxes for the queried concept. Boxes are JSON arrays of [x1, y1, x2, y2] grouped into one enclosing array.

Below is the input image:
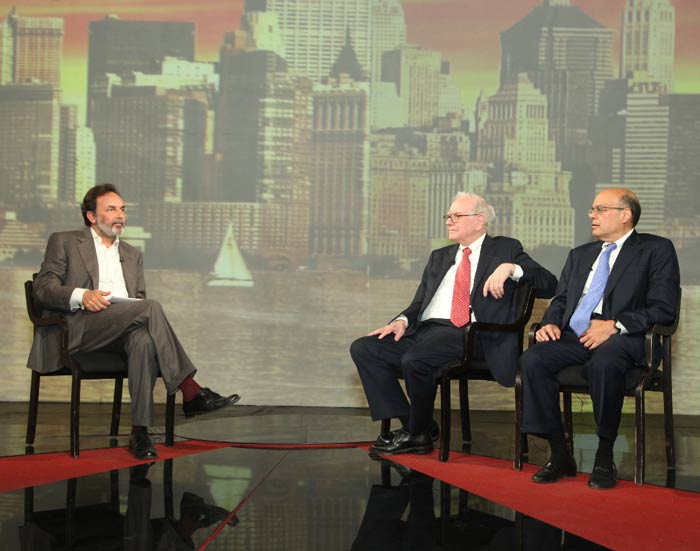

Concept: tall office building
[[368, 137, 431, 260], [621, 0, 675, 92], [370, 0, 406, 84], [593, 74, 669, 233], [662, 94, 700, 220], [245, 0, 371, 83], [0, 7, 63, 87], [311, 74, 369, 258], [91, 85, 206, 204], [216, 37, 313, 262], [0, 84, 61, 207], [87, 16, 194, 122], [59, 105, 96, 203], [476, 74, 574, 250], [382, 45, 442, 128], [500, 0, 613, 166]]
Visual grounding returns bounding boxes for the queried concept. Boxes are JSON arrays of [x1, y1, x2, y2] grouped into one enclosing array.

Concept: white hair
[[453, 192, 496, 224]]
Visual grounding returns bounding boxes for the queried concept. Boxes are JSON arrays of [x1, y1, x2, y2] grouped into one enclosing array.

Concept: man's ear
[[86, 211, 97, 224]]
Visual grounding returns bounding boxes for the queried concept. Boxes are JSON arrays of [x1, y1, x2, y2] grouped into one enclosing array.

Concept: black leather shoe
[[532, 455, 577, 483], [128, 431, 158, 459], [183, 387, 241, 417], [369, 429, 434, 455], [374, 421, 440, 447], [588, 462, 617, 489]]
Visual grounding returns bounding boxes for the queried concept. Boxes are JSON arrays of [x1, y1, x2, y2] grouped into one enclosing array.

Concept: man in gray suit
[[28, 184, 240, 459]]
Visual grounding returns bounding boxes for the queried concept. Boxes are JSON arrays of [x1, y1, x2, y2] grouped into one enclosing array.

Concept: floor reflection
[[2, 446, 620, 551]]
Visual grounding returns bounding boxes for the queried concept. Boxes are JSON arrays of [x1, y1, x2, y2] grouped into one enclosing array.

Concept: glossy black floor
[[0, 402, 698, 550]]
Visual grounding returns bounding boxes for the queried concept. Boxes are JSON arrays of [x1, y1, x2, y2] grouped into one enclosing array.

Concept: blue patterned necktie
[[569, 243, 617, 337]]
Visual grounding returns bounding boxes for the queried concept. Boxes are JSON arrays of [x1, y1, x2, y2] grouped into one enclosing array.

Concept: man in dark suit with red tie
[[350, 192, 558, 456], [521, 188, 680, 489]]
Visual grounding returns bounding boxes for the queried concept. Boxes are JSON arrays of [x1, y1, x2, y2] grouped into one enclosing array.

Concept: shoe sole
[[532, 472, 577, 483], [183, 394, 241, 418], [369, 445, 434, 456]]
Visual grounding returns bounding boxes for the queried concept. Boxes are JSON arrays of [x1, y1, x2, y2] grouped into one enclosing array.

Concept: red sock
[[179, 376, 202, 402]]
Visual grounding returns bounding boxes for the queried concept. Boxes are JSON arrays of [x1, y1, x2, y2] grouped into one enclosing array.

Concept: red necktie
[[450, 247, 471, 327]]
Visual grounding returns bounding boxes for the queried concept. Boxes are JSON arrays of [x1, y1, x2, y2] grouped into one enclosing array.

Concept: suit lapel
[[429, 245, 459, 298], [118, 243, 138, 297], [570, 243, 602, 306], [604, 231, 640, 298], [76, 229, 99, 290], [472, 235, 494, 299]]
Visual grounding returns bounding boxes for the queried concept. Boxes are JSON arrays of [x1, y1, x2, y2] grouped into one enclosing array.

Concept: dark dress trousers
[[351, 235, 557, 434], [27, 228, 197, 426], [520, 231, 680, 440]]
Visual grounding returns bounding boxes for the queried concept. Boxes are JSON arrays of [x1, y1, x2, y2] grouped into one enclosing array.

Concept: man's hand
[[578, 319, 617, 350], [482, 263, 515, 299], [82, 289, 112, 312], [368, 319, 408, 342], [535, 324, 561, 342]]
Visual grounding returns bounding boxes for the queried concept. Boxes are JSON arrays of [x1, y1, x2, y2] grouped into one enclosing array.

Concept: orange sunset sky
[[3, 0, 699, 121]]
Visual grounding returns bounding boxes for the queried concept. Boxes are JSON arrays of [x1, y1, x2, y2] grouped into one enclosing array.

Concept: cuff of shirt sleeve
[[511, 264, 524, 281], [70, 288, 88, 311]]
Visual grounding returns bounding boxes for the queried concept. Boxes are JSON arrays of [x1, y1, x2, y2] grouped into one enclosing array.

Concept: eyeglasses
[[588, 206, 627, 215], [442, 213, 482, 223]]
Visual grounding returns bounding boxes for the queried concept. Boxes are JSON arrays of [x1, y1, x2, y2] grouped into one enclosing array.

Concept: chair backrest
[[24, 278, 41, 325]]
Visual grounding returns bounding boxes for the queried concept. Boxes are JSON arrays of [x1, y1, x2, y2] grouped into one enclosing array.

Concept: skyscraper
[[311, 73, 369, 258], [370, 0, 406, 84], [91, 85, 201, 204], [382, 45, 442, 128], [59, 105, 96, 203], [87, 16, 194, 122], [662, 94, 700, 220], [476, 74, 574, 250], [500, 0, 613, 166], [621, 0, 675, 92], [0, 7, 63, 87], [594, 74, 669, 233], [0, 84, 61, 206], [246, 0, 371, 83]]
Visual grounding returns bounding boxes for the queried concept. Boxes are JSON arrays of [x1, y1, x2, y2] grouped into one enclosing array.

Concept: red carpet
[[0, 440, 231, 493], [372, 446, 700, 551]]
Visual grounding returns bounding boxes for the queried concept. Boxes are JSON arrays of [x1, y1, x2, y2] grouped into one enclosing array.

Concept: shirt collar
[[460, 233, 486, 253]]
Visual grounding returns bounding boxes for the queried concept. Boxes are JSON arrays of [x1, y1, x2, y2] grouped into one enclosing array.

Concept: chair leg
[[663, 337, 676, 474], [164, 459, 175, 519], [110, 378, 124, 439], [165, 392, 176, 447], [70, 370, 81, 458], [26, 371, 41, 449], [440, 380, 451, 462], [514, 375, 523, 470], [562, 392, 574, 456], [635, 390, 645, 485], [459, 379, 471, 445]]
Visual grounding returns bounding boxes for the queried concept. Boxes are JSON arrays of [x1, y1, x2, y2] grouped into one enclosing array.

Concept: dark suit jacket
[[541, 231, 680, 334], [27, 228, 145, 373], [397, 235, 557, 386]]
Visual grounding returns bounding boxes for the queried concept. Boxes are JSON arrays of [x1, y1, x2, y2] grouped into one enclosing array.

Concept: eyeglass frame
[[442, 212, 483, 223], [588, 205, 628, 215]]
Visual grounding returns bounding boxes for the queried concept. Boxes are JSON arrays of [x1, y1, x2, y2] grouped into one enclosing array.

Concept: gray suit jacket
[[27, 228, 145, 373]]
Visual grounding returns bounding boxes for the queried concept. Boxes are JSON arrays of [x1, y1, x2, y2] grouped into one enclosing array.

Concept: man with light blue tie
[[520, 188, 680, 489]]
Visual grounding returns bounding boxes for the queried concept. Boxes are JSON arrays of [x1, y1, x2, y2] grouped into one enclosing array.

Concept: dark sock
[[179, 376, 202, 402], [595, 436, 615, 468], [547, 433, 569, 464], [399, 415, 409, 429], [131, 425, 147, 435]]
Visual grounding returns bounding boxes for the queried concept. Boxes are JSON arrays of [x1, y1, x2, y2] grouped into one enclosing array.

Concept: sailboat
[[207, 223, 254, 287]]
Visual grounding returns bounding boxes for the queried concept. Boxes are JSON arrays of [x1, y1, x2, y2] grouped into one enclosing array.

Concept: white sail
[[208, 223, 254, 287]]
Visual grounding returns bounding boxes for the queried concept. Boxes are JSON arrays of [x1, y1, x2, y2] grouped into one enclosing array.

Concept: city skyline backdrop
[[1, 0, 699, 413], [13, 0, 700, 123]]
